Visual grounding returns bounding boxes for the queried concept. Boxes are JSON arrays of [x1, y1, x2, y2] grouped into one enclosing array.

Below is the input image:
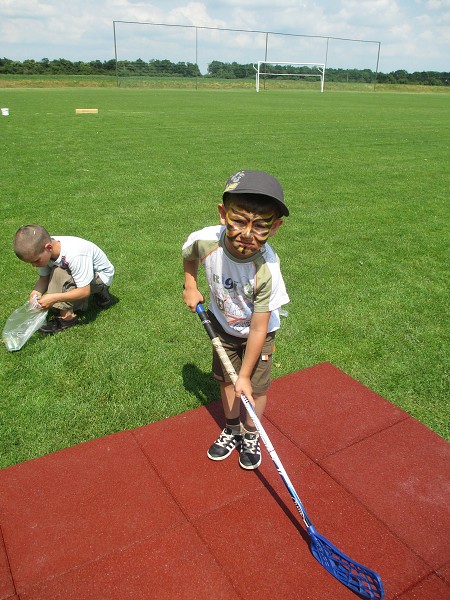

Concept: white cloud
[[338, 0, 401, 23], [167, 2, 224, 27], [426, 0, 450, 8]]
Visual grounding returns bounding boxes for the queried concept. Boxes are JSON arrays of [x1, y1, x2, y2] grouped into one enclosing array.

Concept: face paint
[[224, 202, 276, 256]]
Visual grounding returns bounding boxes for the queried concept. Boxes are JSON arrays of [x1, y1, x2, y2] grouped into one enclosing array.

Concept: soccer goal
[[254, 61, 326, 92]]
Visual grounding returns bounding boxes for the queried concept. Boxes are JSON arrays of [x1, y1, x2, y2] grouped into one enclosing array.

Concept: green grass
[[1, 74, 450, 93], [0, 86, 448, 468]]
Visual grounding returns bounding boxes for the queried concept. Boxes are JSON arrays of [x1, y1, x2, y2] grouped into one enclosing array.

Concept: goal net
[[254, 61, 326, 92]]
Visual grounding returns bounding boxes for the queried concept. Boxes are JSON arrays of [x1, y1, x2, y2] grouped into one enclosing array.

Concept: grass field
[[2, 74, 450, 93], [0, 83, 448, 468]]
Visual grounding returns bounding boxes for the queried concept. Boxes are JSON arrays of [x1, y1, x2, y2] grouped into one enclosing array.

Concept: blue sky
[[1, 0, 449, 73]]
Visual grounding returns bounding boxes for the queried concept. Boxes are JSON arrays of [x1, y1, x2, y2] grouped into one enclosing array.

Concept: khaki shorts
[[47, 267, 108, 311], [208, 311, 275, 394]]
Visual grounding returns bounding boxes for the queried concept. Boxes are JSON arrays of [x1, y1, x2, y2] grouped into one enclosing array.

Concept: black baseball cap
[[223, 170, 289, 217]]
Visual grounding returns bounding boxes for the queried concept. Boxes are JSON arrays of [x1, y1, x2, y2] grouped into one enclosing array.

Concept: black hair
[[223, 193, 282, 219]]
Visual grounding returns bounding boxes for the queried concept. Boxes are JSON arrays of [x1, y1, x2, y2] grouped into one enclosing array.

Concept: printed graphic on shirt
[[206, 263, 255, 332]]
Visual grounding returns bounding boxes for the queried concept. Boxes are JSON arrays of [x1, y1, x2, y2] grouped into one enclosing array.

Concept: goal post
[[254, 61, 326, 92]]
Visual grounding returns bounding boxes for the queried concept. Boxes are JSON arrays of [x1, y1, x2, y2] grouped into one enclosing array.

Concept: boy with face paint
[[182, 171, 289, 470]]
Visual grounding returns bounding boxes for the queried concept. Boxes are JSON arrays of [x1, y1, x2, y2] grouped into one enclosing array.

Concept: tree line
[[0, 57, 448, 86]]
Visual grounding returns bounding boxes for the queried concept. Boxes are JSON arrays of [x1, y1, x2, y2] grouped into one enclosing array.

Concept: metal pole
[[264, 32, 269, 90], [113, 21, 119, 87], [195, 26, 198, 90], [374, 42, 381, 91], [323, 37, 329, 92]]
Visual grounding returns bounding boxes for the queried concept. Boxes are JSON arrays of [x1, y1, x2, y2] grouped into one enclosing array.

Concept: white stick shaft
[[211, 335, 310, 527]]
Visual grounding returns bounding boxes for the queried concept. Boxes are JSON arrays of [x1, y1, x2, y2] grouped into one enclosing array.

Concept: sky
[[1, 0, 449, 73]]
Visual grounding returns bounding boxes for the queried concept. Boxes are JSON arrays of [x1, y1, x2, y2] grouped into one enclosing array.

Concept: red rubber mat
[[1, 363, 449, 599]]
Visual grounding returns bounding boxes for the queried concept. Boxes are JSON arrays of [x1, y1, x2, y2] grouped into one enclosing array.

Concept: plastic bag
[[2, 299, 48, 352]]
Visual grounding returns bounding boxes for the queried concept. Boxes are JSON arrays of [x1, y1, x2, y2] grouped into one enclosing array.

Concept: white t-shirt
[[39, 236, 115, 288], [182, 225, 289, 338]]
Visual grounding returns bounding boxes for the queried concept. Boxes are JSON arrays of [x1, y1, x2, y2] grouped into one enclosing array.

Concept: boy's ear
[[268, 218, 283, 237], [218, 203, 227, 225]]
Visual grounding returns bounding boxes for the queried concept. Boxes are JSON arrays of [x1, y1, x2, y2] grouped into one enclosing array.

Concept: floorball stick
[[196, 304, 384, 599]]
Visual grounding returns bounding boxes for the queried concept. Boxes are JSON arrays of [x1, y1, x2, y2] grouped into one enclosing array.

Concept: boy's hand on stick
[[183, 288, 204, 312], [235, 375, 255, 407]]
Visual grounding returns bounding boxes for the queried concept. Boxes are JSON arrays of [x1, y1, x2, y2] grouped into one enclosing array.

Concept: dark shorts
[[208, 311, 275, 394]]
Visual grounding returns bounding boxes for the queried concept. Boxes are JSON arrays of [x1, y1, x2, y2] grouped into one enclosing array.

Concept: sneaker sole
[[239, 456, 262, 470], [239, 454, 262, 471], [207, 450, 233, 461]]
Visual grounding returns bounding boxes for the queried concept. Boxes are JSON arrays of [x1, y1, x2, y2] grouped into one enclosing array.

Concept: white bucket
[[1, 108, 9, 116]]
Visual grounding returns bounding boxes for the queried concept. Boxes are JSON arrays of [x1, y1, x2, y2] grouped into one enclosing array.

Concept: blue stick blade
[[309, 526, 384, 599]]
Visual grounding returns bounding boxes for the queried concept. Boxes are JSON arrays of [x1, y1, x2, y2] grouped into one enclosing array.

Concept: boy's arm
[[183, 258, 204, 312], [235, 311, 271, 405], [30, 275, 50, 302], [37, 284, 91, 310]]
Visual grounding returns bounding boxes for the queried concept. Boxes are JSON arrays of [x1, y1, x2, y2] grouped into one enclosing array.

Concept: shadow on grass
[[182, 363, 222, 425], [182, 362, 250, 424], [76, 293, 120, 326], [32, 294, 120, 338]]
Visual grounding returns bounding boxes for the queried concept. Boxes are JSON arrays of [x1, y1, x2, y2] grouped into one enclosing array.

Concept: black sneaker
[[39, 315, 79, 335], [207, 427, 242, 461], [94, 288, 113, 308], [239, 432, 261, 470]]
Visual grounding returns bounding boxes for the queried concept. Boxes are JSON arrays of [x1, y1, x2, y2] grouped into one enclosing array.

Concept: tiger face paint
[[222, 202, 278, 257]]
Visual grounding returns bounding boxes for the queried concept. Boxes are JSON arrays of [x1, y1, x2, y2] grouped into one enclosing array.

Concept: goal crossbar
[[254, 61, 326, 92]]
